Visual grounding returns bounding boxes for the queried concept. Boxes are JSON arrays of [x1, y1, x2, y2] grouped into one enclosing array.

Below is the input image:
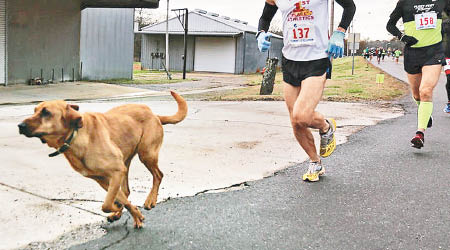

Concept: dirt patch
[[32, 202, 59, 211], [235, 141, 262, 149]]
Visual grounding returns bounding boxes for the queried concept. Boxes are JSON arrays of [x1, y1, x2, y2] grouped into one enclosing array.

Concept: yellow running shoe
[[302, 161, 325, 182], [320, 118, 337, 158]]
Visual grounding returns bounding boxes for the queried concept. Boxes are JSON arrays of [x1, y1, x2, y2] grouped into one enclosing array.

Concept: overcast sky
[[146, 0, 399, 41]]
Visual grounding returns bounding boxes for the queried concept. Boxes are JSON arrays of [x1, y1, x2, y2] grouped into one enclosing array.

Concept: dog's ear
[[66, 104, 83, 129]]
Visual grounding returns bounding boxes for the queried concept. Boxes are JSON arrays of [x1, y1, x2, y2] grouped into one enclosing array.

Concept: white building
[[138, 9, 283, 74]]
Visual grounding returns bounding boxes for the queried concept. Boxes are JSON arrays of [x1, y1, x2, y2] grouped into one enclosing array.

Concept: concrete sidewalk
[[0, 72, 247, 105], [0, 82, 161, 105]]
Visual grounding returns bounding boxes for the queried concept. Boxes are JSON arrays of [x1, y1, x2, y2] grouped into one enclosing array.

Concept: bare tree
[[134, 9, 167, 62], [135, 8, 166, 30]]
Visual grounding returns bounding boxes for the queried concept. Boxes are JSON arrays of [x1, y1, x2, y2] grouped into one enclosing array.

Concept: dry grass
[[206, 57, 408, 102], [323, 57, 408, 102], [103, 70, 196, 85]]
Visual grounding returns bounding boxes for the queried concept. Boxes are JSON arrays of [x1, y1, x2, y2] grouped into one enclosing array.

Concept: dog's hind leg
[[137, 126, 164, 210], [140, 153, 163, 210]]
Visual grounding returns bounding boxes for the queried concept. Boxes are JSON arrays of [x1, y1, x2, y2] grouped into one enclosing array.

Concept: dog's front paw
[[134, 218, 144, 229], [133, 211, 145, 229], [144, 198, 157, 210]]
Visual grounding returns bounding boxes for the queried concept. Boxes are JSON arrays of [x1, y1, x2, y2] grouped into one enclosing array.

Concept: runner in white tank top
[[256, 0, 356, 182], [276, 0, 330, 61]]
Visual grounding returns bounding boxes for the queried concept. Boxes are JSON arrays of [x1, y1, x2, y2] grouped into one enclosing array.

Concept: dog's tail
[[158, 91, 188, 125]]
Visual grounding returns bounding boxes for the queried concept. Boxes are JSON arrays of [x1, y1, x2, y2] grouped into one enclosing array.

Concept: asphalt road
[[69, 59, 450, 250]]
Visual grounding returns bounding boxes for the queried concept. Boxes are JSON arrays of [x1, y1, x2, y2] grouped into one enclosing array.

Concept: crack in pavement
[[0, 182, 105, 217], [100, 214, 131, 250], [195, 182, 250, 196]]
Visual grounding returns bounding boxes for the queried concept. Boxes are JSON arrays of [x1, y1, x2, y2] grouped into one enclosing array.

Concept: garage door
[[0, 0, 6, 84], [194, 37, 235, 73]]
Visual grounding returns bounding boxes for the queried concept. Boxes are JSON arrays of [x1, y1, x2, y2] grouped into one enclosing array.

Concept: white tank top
[[275, 0, 329, 61]]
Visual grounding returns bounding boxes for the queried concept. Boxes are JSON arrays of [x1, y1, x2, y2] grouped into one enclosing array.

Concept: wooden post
[[260, 58, 279, 95]]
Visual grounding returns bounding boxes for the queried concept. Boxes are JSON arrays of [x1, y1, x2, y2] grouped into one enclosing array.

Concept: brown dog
[[18, 91, 187, 228]]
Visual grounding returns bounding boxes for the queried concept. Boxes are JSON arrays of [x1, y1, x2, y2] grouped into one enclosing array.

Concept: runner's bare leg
[[407, 73, 422, 101], [419, 65, 442, 102], [407, 65, 441, 132], [407, 66, 441, 104], [284, 73, 328, 163]]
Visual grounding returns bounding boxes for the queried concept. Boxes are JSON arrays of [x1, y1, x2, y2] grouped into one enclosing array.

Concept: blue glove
[[327, 31, 345, 59], [257, 32, 272, 53]]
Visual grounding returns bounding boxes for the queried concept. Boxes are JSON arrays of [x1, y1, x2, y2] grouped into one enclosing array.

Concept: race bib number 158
[[415, 12, 437, 30]]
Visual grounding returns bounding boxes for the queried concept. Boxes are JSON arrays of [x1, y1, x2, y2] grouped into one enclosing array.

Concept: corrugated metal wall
[[142, 33, 283, 74], [80, 8, 134, 80], [243, 32, 283, 73], [141, 34, 194, 72], [7, 0, 82, 84], [143, 12, 240, 35], [235, 34, 244, 74], [0, 0, 6, 85]]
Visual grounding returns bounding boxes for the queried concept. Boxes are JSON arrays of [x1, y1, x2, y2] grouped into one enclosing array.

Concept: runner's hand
[[257, 32, 272, 53], [400, 35, 418, 47], [327, 31, 345, 59]]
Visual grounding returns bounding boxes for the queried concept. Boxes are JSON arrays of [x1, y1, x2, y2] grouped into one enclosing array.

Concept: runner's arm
[[258, 0, 278, 34], [386, 1, 403, 39], [335, 0, 356, 31]]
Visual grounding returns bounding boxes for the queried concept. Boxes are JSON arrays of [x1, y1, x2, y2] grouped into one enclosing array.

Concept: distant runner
[[387, 0, 450, 149], [376, 47, 382, 64], [363, 47, 370, 60], [257, 0, 356, 181], [394, 49, 401, 63]]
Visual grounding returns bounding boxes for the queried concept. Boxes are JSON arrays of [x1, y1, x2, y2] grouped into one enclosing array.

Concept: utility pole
[[330, 0, 335, 37], [351, 21, 356, 75], [172, 8, 188, 79], [183, 9, 188, 80], [165, 0, 170, 74]]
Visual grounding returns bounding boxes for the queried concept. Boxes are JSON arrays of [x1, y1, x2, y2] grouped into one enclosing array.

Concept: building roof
[[138, 9, 282, 38], [81, 0, 159, 9]]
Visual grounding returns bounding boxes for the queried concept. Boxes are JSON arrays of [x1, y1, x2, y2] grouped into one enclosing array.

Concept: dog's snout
[[18, 122, 28, 134]]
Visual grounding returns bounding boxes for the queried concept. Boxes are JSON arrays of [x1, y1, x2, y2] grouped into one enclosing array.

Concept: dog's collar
[[49, 128, 78, 157]]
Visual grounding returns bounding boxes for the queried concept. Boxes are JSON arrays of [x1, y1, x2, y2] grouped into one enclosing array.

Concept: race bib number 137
[[288, 23, 315, 47], [415, 12, 437, 30]]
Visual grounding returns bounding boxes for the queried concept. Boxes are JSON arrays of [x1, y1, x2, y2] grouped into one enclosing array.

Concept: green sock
[[418, 102, 433, 130], [413, 97, 420, 106]]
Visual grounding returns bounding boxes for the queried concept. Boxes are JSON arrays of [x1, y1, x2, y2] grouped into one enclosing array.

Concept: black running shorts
[[281, 56, 332, 87], [404, 42, 445, 75]]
